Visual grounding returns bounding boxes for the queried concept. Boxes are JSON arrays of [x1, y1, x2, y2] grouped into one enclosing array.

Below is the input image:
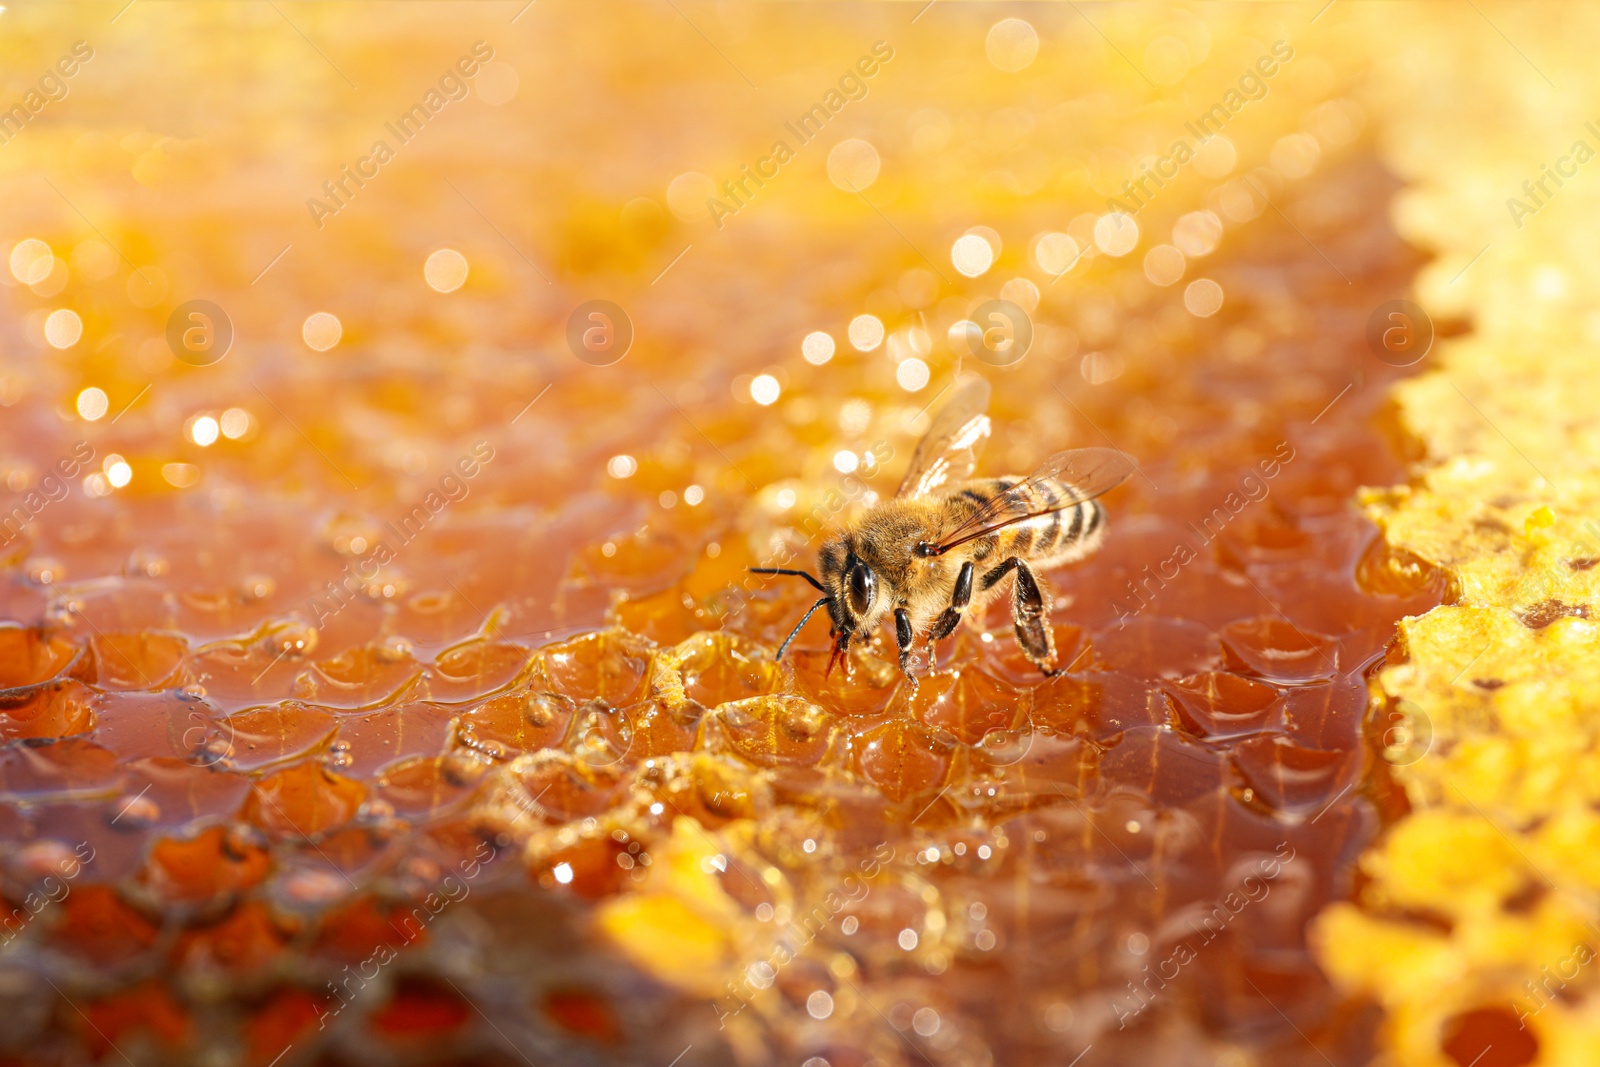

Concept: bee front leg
[[1008, 559, 1058, 675], [926, 560, 974, 660], [894, 606, 918, 687]]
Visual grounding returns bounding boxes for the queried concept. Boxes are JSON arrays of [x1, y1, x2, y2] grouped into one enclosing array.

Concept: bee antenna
[[748, 567, 827, 594], [775, 596, 832, 660]]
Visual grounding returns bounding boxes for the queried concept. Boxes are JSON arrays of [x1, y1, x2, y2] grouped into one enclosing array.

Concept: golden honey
[[1, 4, 1585, 1066]]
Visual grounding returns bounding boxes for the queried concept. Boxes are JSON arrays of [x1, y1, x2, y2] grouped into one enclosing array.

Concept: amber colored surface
[[0, 5, 1451, 1066]]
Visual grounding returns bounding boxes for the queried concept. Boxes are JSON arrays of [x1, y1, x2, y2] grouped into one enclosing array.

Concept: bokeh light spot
[[424, 249, 469, 292], [802, 331, 835, 365], [76, 387, 108, 421], [987, 18, 1039, 71], [1184, 278, 1225, 317], [10, 239, 52, 285], [1034, 232, 1081, 276], [1144, 245, 1187, 286], [849, 314, 884, 352], [827, 139, 881, 192], [190, 415, 220, 446], [220, 408, 252, 439], [952, 233, 995, 277], [1093, 213, 1139, 256], [44, 309, 83, 348], [750, 374, 781, 406], [105, 455, 131, 488], [896, 357, 930, 392], [302, 312, 343, 351]]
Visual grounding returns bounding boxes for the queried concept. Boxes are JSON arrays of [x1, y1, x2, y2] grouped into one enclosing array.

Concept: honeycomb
[[0, 4, 1516, 1066], [1307, 5, 1600, 1067]]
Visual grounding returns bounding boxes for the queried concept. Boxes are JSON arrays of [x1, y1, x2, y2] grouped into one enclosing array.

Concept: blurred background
[[0, 3, 1593, 1066]]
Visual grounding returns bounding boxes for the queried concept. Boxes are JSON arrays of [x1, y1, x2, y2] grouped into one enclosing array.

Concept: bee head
[[819, 535, 880, 640]]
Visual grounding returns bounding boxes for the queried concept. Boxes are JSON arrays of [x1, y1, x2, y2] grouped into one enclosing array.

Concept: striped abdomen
[[941, 476, 1106, 566]]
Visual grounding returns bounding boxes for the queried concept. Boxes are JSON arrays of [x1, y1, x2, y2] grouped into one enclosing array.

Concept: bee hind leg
[[1008, 559, 1058, 675]]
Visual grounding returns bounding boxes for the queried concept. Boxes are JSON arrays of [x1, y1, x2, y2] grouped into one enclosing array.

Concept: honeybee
[[752, 377, 1136, 683]]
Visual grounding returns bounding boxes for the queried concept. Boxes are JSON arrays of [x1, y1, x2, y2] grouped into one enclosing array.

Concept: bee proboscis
[[752, 376, 1136, 683]]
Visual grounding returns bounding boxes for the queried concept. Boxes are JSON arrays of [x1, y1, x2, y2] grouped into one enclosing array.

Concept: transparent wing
[[896, 376, 992, 498], [926, 447, 1137, 555]]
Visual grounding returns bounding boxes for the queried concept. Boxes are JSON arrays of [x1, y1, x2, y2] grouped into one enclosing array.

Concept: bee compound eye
[[848, 565, 876, 615]]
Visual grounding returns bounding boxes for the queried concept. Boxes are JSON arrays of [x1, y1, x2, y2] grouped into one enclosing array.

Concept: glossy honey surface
[[0, 6, 1450, 1066]]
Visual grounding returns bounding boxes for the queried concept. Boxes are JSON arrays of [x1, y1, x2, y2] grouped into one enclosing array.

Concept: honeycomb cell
[[0, 623, 82, 690], [510, 753, 632, 824], [88, 689, 234, 763], [623, 697, 703, 760], [1221, 617, 1342, 684], [142, 824, 273, 905], [1232, 735, 1360, 817], [681, 752, 763, 826], [673, 632, 784, 708], [1033, 670, 1165, 741], [538, 631, 652, 707], [170, 900, 290, 971], [185, 632, 320, 712], [110, 757, 253, 831], [853, 718, 951, 804], [544, 987, 623, 1044], [789, 648, 901, 717], [88, 631, 187, 690], [1101, 727, 1232, 807], [0, 737, 123, 802], [427, 636, 534, 702], [247, 762, 366, 841], [711, 695, 834, 769], [243, 987, 332, 1066], [44, 885, 161, 967], [330, 701, 456, 778], [375, 754, 480, 820], [462, 688, 577, 754], [220, 702, 339, 772], [610, 587, 709, 646], [304, 643, 425, 708], [0, 678, 95, 740], [368, 976, 471, 1040], [1165, 671, 1281, 740], [74, 981, 192, 1059], [1093, 617, 1221, 678], [312, 894, 426, 962], [537, 835, 636, 899], [910, 666, 1028, 746], [986, 621, 1091, 686]]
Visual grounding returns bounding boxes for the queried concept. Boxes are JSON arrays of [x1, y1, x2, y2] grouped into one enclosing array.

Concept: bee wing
[[926, 447, 1137, 555], [896, 376, 992, 498]]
